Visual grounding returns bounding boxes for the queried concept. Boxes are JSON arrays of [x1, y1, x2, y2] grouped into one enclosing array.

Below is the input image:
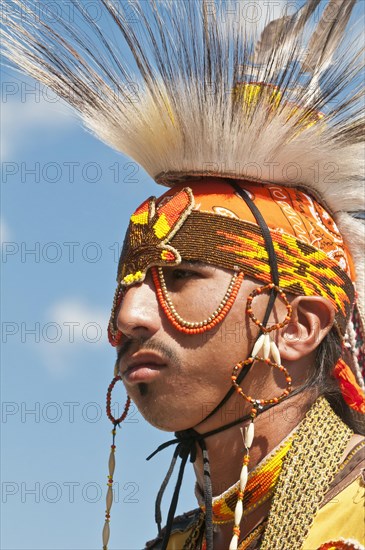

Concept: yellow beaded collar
[[196, 434, 294, 525]]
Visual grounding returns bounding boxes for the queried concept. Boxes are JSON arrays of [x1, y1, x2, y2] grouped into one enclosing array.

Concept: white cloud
[[38, 299, 109, 377], [1, 94, 75, 160], [49, 300, 108, 334], [0, 219, 11, 244]]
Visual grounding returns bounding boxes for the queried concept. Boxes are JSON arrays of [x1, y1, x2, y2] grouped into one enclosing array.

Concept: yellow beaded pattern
[[200, 435, 293, 524]]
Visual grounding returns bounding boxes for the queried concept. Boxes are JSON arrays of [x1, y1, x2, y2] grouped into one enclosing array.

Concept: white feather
[[1, 0, 364, 340]]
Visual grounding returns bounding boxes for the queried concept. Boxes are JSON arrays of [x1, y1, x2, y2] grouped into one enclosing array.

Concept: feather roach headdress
[[2, 1, 364, 548], [2, 0, 364, 323]]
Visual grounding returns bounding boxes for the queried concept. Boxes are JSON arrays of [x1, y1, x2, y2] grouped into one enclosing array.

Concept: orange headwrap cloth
[[112, 179, 355, 333]]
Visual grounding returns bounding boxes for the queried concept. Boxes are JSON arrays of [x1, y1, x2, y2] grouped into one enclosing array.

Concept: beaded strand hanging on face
[[103, 376, 131, 550], [152, 266, 244, 334], [108, 284, 125, 347]]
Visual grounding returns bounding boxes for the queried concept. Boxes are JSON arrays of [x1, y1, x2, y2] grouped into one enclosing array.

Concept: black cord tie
[[198, 439, 213, 550], [146, 414, 253, 550], [146, 388, 302, 550], [147, 429, 202, 549]]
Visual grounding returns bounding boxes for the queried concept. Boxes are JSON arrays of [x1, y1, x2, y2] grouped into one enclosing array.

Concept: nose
[[116, 274, 161, 339]]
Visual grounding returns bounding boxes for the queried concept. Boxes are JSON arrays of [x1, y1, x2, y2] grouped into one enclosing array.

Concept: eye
[[161, 264, 209, 288], [171, 268, 197, 280]]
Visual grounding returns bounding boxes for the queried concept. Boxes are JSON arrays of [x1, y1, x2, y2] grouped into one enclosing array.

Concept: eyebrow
[[177, 260, 208, 268]]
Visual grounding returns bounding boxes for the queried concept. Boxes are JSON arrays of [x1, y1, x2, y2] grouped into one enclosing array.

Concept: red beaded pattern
[[231, 358, 292, 406], [246, 283, 292, 333], [106, 376, 131, 425], [117, 188, 194, 286], [151, 266, 244, 334], [318, 542, 362, 550]]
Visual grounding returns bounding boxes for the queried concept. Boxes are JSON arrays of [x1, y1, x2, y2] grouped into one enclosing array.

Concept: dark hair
[[308, 328, 364, 434]]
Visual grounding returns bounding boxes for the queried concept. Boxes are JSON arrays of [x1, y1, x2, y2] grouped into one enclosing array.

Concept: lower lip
[[124, 364, 166, 384]]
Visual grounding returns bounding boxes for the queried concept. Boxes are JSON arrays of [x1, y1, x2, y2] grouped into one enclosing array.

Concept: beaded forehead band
[[109, 179, 355, 344]]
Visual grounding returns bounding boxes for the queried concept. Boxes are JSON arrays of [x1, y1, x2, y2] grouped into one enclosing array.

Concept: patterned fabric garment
[[145, 399, 365, 550]]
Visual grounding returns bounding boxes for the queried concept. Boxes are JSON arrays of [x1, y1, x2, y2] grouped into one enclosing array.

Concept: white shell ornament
[[234, 499, 243, 524], [229, 534, 239, 550], [244, 422, 255, 449], [270, 340, 281, 365], [240, 465, 248, 489], [251, 333, 265, 358], [263, 334, 271, 359]]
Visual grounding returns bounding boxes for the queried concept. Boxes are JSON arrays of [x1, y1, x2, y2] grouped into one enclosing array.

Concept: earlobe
[[279, 296, 335, 362]]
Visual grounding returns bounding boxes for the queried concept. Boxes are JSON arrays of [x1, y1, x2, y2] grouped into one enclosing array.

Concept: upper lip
[[122, 351, 167, 375]]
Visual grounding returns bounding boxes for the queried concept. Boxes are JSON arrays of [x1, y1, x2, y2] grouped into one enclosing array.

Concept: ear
[[279, 296, 335, 362]]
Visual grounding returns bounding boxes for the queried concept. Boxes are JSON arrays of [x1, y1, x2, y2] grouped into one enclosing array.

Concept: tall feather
[[1, 0, 364, 338], [302, 0, 356, 73]]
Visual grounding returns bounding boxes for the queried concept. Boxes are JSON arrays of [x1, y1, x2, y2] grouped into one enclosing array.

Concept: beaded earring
[[228, 283, 292, 549], [246, 283, 292, 331], [151, 266, 244, 334], [103, 376, 131, 550]]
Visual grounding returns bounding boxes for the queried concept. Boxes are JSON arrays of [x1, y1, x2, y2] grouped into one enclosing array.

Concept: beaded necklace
[[196, 433, 294, 525], [193, 398, 353, 550]]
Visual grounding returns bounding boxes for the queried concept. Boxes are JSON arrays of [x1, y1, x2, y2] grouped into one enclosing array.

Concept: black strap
[[199, 439, 213, 549], [146, 416, 249, 550], [203, 182, 280, 422]]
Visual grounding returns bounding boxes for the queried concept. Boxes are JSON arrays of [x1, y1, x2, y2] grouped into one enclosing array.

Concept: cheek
[[175, 314, 251, 392]]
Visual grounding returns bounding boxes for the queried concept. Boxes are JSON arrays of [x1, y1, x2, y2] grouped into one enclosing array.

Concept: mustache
[[116, 336, 180, 369]]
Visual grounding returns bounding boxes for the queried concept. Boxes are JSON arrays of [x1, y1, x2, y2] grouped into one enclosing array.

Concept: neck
[[193, 389, 315, 496]]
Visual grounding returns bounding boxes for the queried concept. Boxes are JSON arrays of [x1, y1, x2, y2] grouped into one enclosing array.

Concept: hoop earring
[[152, 266, 244, 334], [103, 376, 131, 550], [246, 282, 292, 333]]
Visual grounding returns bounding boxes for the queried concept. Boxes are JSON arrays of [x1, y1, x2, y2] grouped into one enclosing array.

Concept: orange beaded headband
[[108, 179, 355, 345]]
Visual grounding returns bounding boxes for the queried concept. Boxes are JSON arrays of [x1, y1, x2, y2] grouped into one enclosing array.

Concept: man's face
[[116, 262, 276, 432]]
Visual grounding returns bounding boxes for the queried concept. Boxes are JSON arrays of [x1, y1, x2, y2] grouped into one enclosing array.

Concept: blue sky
[[1, 68, 198, 549], [1, 1, 363, 549]]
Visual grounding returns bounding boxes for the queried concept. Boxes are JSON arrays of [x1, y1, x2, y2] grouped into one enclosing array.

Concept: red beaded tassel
[[333, 357, 365, 413], [103, 377, 131, 550]]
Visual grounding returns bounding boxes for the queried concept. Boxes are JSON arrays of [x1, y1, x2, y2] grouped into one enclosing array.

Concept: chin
[[132, 385, 201, 432], [139, 409, 193, 432]]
